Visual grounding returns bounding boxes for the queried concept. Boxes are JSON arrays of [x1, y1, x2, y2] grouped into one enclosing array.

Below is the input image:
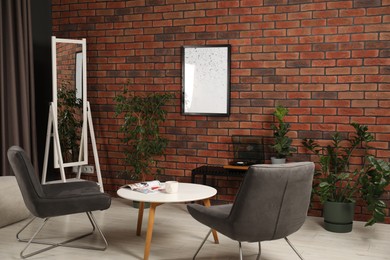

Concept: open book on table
[[125, 180, 162, 194]]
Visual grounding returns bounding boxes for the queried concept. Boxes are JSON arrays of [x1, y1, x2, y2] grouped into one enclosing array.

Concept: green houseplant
[[114, 89, 173, 182], [270, 105, 296, 164], [57, 83, 83, 163], [303, 123, 390, 232]]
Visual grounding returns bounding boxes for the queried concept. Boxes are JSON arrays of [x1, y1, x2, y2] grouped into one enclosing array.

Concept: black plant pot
[[132, 200, 150, 209], [323, 201, 355, 233]]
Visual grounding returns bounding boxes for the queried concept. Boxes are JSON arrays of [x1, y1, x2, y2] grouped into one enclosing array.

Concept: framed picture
[[182, 45, 231, 116]]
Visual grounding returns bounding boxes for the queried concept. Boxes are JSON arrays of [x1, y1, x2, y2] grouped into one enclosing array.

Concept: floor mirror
[[41, 36, 103, 191]]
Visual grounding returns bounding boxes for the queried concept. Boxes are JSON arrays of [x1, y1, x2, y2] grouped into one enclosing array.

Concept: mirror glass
[[52, 37, 88, 168]]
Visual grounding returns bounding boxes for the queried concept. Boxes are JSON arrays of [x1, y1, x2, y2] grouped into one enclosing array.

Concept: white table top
[[117, 183, 217, 203]]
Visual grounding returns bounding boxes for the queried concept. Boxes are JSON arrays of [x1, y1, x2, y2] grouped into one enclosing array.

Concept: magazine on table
[[125, 180, 162, 194]]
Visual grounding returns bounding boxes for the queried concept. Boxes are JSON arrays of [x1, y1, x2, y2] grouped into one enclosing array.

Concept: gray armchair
[[7, 146, 111, 258], [187, 162, 314, 260]]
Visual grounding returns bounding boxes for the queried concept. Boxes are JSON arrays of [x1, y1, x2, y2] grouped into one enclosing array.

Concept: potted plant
[[303, 123, 390, 232], [270, 105, 296, 164], [114, 87, 173, 182]]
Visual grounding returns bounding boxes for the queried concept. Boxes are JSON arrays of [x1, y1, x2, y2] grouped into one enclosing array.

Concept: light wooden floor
[[0, 198, 389, 260]]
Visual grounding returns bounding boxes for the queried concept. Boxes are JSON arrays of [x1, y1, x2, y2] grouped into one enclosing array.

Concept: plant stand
[[323, 201, 355, 233]]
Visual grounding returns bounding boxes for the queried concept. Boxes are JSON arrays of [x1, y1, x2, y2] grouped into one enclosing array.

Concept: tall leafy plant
[[114, 89, 173, 181], [271, 105, 296, 159], [57, 83, 83, 163], [303, 123, 390, 226]]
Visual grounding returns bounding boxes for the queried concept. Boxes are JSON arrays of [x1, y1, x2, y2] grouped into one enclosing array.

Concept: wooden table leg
[[136, 202, 144, 236], [203, 199, 219, 244], [144, 203, 162, 260]]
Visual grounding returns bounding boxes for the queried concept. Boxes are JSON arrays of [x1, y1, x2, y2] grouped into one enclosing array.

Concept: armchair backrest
[[228, 162, 314, 242], [7, 146, 45, 216]]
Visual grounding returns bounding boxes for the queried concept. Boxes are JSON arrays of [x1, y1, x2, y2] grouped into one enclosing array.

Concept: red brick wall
[[52, 0, 390, 223], [56, 42, 82, 90]]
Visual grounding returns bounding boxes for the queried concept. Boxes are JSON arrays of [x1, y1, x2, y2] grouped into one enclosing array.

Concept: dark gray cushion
[[7, 146, 111, 218], [187, 162, 314, 243]]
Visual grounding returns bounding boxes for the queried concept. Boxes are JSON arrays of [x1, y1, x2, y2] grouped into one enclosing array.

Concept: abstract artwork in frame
[[182, 45, 231, 116]]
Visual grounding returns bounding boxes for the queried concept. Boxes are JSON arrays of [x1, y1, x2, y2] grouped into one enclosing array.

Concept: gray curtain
[[0, 0, 38, 175]]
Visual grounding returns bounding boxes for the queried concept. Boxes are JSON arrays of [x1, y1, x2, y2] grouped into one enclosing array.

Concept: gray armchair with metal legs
[[7, 146, 111, 259], [187, 162, 314, 260]]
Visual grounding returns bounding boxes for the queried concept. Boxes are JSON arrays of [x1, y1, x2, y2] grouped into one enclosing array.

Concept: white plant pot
[[271, 157, 286, 164]]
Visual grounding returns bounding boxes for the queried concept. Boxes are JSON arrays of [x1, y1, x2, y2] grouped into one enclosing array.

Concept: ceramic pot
[[271, 157, 286, 164], [323, 201, 355, 233]]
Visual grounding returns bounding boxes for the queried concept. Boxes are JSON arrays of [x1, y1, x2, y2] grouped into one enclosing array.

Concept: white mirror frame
[[182, 45, 231, 116], [52, 36, 88, 168]]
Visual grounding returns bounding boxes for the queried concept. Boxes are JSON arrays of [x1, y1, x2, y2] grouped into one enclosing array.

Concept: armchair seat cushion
[[188, 204, 233, 237], [34, 181, 111, 218], [43, 181, 102, 197]]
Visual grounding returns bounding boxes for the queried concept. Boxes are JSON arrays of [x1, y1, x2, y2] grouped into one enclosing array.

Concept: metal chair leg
[[256, 242, 261, 260], [19, 218, 50, 258], [16, 217, 37, 242], [192, 232, 262, 260], [87, 211, 109, 250], [285, 237, 304, 260], [239, 241, 243, 260], [193, 229, 212, 260], [16, 212, 108, 258], [239, 241, 260, 260]]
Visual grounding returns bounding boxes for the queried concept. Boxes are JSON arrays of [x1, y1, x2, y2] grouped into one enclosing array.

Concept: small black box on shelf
[[229, 136, 264, 166]]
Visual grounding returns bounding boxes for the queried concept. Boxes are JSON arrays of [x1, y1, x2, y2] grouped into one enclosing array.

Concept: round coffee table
[[117, 183, 218, 260]]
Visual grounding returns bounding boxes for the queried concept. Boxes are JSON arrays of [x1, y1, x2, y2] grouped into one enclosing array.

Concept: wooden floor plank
[[0, 198, 389, 260]]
